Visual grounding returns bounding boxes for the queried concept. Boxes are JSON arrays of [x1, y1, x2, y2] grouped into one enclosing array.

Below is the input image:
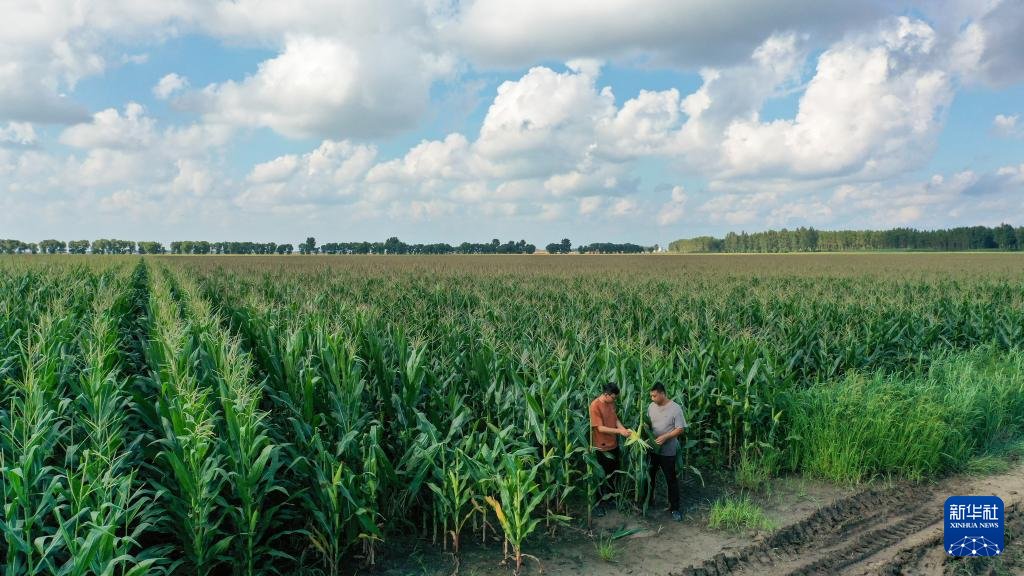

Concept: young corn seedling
[[427, 448, 477, 555]]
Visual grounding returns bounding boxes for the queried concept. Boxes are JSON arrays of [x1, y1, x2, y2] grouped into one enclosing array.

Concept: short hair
[[650, 382, 666, 394], [603, 382, 620, 395]]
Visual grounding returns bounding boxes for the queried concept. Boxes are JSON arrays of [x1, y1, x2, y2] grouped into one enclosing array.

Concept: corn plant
[[300, 431, 381, 576], [145, 252, 1024, 573], [50, 276, 160, 575], [485, 455, 566, 575], [172, 268, 293, 575], [1, 309, 77, 574], [144, 271, 232, 575], [426, 448, 477, 555], [210, 338, 289, 575]]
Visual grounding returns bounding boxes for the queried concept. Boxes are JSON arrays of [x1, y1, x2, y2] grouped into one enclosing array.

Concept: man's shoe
[[671, 510, 683, 522]]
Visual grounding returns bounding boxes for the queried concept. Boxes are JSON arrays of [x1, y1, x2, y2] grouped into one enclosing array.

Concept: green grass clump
[[787, 346, 1024, 483], [594, 535, 619, 563], [707, 495, 775, 532], [735, 448, 780, 491]]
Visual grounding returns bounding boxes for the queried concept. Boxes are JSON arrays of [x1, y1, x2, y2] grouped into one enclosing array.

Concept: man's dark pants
[[648, 452, 680, 512], [596, 447, 620, 504]]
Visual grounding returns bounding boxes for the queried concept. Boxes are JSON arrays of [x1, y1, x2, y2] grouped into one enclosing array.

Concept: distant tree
[[0, 240, 29, 254], [994, 223, 1017, 250], [276, 243, 294, 254], [68, 240, 90, 254], [138, 241, 165, 254], [38, 239, 66, 254], [542, 238, 574, 254], [300, 237, 318, 254], [384, 236, 406, 254], [89, 239, 135, 254]]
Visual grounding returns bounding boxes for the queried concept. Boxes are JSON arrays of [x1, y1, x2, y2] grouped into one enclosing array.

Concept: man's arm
[[615, 416, 633, 436], [654, 426, 684, 445], [591, 403, 630, 436]]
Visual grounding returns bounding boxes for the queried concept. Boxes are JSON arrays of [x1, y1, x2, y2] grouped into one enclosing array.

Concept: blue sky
[[1, 1, 1022, 246]]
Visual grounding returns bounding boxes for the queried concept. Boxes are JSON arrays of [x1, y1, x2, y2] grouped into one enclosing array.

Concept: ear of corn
[[624, 430, 652, 452]]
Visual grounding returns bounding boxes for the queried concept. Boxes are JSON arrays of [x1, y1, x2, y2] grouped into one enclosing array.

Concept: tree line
[[1, 239, 154, 254], [169, 241, 292, 254], [315, 237, 537, 254], [669, 225, 1024, 253], [543, 238, 657, 253], [0, 237, 545, 255], [577, 242, 655, 254]]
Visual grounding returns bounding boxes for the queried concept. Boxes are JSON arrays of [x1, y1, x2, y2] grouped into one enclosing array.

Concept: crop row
[[2, 255, 1023, 574], [182, 256, 1024, 572]]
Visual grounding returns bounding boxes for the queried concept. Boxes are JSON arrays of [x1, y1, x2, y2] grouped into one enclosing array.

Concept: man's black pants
[[596, 447, 620, 504], [647, 452, 680, 512]]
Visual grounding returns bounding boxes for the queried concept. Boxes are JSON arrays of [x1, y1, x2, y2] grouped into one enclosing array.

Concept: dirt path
[[674, 465, 1024, 576], [373, 465, 1024, 576]]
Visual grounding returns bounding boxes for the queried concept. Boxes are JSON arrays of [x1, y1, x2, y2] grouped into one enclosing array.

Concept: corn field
[[1, 253, 1023, 574]]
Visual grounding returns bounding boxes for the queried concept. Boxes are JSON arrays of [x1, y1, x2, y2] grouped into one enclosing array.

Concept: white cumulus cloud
[[0, 122, 38, 147], [60, 103, 156, 149], [153, 73, 189, 99], [993, 114, 1021, 138], [717, 18, 952, 179], [656, 186, 688, 226], [452, 0, 884, 68], [194, 35, 452, 139]]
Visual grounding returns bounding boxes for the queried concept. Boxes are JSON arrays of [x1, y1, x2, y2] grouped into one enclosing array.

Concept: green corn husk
[[624, 430, 652, 452]]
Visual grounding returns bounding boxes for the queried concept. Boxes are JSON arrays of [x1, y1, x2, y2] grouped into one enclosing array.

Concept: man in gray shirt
[[646, 382, 687, 521]]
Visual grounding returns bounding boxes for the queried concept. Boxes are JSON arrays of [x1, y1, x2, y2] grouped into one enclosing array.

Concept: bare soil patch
[[368, 464, 1024, 576]]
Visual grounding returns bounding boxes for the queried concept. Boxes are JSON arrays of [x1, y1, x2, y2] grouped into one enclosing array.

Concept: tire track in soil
[[671, 469, 1024, 576], [879, 503, 1023, 575]]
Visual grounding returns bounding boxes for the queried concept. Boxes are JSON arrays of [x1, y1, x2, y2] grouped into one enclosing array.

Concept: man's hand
[[619, 428, 633, 438], [655, 428, 683, 445]]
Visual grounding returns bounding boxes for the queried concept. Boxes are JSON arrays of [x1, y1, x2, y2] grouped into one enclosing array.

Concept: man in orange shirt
[[589, 382, 633, 517]]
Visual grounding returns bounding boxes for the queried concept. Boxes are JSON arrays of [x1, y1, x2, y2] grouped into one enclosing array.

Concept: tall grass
[[788, 345, 1024, 483]]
